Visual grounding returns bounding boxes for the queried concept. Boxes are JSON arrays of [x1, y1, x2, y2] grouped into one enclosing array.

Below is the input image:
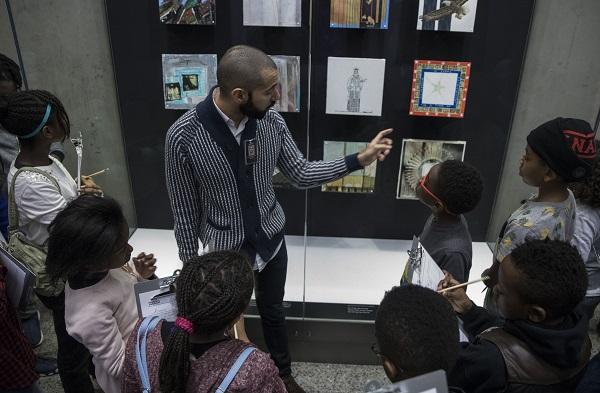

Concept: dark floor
[[36, 299, 600, 393]]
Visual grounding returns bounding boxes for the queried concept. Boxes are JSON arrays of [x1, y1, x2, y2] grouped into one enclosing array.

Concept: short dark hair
[[0, 90, 70, 140], [217, 45, 276, 95], [46, 195, 127, 281], [437, 160, 483, 214], [510, 239, 587, 319], [571, 143, 600, 208], [159, 251, 254, 393], [0, 53, 22, 89], [375, 285, 459, 377]]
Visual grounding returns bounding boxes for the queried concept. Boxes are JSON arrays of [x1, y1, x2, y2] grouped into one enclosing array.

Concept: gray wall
[[3, 0, 600, 237], [487, 0, 600, 240], [0, 0, 136, 227]]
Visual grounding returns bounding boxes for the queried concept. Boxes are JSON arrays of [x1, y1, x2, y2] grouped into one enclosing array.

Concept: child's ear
[[527, 305, 547, 323], [542, 167, 559, 183], [382, 356, 400, 383]]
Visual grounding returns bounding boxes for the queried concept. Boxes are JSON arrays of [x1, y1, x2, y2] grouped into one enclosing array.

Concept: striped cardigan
[[165, 91, 361, 262]]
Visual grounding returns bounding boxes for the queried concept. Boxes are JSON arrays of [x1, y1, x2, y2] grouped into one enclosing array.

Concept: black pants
[[36, 292, 94, 393], [253, 242, 291, 376]]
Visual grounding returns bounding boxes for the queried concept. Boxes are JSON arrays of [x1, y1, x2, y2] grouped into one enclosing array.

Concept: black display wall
[[105, 0, 535, 241]]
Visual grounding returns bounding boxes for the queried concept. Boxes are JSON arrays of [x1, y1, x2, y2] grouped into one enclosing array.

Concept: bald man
[[165, 45, 393, 393]]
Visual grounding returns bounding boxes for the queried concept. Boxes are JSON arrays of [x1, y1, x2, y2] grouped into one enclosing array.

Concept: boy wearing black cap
[[485, 117, 596, 312]]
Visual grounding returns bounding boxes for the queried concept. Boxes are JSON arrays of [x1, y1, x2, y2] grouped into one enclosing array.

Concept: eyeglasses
[[418, 171, 456, 216], [371, 342, 405, 374], [418, 171, 442, 204]]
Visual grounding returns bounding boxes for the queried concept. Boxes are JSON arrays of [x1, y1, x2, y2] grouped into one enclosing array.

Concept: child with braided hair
[[121, 251, 286, 393], [1, 89, 101, 393], [570, 147, 600, 322]]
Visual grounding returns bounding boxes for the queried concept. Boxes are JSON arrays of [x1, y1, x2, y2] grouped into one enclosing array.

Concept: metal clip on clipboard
[[150, 270, 181, 300]]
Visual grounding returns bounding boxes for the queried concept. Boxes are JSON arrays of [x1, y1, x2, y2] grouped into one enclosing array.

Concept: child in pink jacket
[[46, 195, 157, 393]]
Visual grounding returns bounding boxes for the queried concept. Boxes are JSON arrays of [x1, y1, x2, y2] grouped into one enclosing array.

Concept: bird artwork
[[420, 0, 470, 22]]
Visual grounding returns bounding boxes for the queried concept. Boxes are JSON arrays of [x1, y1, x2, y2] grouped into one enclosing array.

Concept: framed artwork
[[270, 55, 301, 112], [409, 60, 471, 118], [330, 0, 390, 29], [396, 139, 466, 199], [159, 0, 216, 25], [162, 54, 217, 110], [243, 0, 302, 27], [322, 141, 377, 193], [417, 0, 478, 33], [326, 57, 386, 117]]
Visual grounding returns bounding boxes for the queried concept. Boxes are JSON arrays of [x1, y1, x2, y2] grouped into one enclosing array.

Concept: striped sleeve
[[165, 127, 202, 262], [275, 116, 360, 189]]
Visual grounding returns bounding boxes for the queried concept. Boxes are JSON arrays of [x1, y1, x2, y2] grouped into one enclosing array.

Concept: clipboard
[[401, 236, 444, 289], [368, 369, 449, 393], [0, 246, 36, 308], [134, 271, 180, 322], [401, 236, 470, 343]]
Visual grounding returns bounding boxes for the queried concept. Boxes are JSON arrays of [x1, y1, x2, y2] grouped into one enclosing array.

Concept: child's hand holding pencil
[[437, 272, 489, 315]]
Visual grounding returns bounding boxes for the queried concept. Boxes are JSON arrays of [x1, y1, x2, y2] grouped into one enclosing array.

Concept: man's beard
[[240, 92, 275, 119]]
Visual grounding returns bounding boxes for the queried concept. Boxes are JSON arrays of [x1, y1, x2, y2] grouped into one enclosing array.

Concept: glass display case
[[107, 0, 534, 362]]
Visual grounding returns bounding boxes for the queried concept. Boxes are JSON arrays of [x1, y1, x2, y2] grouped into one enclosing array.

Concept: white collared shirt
[[213, 96, 248, 144], [211, 96, 283, 271]]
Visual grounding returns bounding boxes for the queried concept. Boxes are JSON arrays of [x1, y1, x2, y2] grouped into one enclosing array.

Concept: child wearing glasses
[[416, 160, 483, 283]]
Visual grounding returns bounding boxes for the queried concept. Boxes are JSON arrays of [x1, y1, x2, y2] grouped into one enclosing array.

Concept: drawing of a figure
[[346, 68, 366, 112]]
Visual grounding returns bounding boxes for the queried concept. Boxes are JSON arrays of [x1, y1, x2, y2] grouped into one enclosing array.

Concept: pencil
[[85, 168, 110, 178], [438, 276, 490, 294]]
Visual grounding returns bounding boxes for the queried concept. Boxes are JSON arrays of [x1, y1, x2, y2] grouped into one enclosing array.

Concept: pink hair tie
[[175, 317, 194, 334]]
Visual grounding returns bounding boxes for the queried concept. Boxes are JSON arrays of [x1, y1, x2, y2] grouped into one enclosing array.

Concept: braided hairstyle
[[0, 53, 22, 90], [159, 251, 254, 393], [0, 90, 70, 143], [571, 143, 600, 208]]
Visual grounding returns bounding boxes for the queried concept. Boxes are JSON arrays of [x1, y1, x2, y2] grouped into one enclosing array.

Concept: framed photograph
[[322, 141, 377, 193], [159, 0, 216, 25], [417, 0, 478, 33], [396, 139, 466, 199], [270, 55, 301, 112], [243, 0, 302, 27], [326, 57, 386, 117], [330, 0, 391, 29], [409, 60, 471, 118], [162, 54, 217, 110]]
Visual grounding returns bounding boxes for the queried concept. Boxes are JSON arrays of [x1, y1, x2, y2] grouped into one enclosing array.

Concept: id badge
[[245, 138, 257, 165]]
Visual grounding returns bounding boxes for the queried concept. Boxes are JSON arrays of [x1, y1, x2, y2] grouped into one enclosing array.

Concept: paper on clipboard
[[401, 236, 445, 289], [134, 274, 179, 322], [402, 236, 469, 342], [0, 246, 36, 308]]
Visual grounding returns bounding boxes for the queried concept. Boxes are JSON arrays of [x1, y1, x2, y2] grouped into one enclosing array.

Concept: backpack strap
[[215, 346, 256, 393], [135, 316, 161, 393], [8, 167, 61, 234]]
